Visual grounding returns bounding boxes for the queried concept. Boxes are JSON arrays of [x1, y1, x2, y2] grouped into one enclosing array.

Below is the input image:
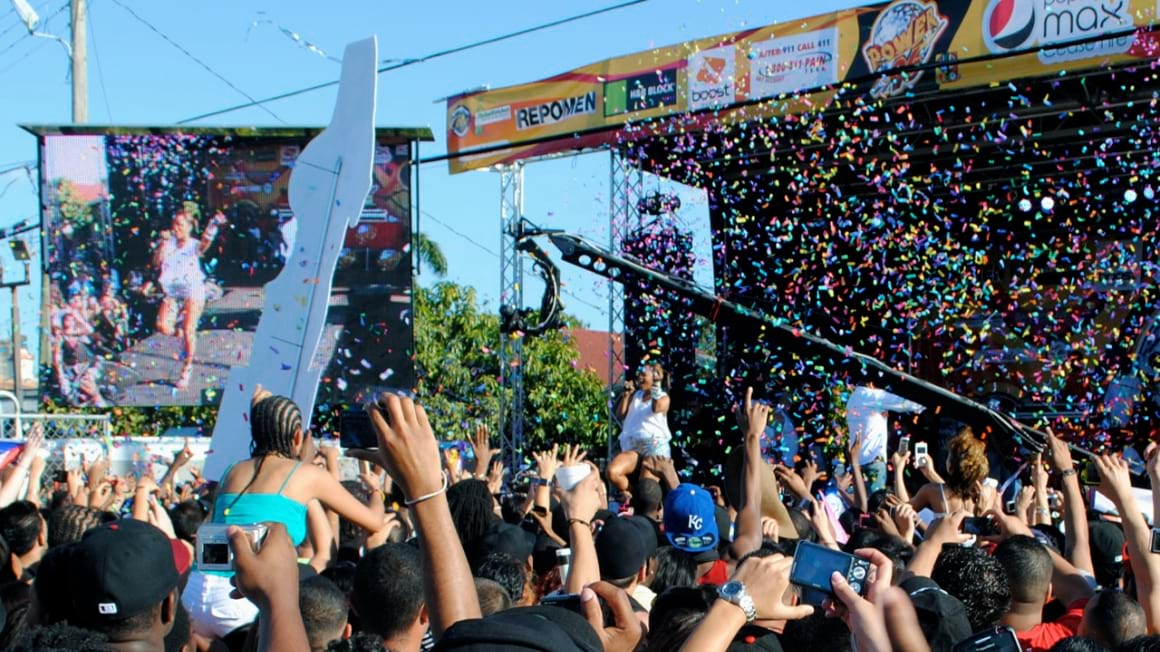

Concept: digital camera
[[196, 523, 268, 572]]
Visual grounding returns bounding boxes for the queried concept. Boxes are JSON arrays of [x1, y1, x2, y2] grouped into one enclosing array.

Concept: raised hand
[[1095, 454, 1133, 505], [532, 444, 560, 482], [561, 444, 588, 469], [734, 555, 816, 620], [773, 465, 810, 500], [733, 387, 769, 438], [560, 470, 601, 524], [228, 523, 300, 608], [760, 516, 780, 542], [1045, 427, 1074, 474], [486, 459, 505, 495], [173, 438, 195, 468], [801, 459, 821, 489], [581, 582, 644, 652], [891, 504, 918, 543], [826, 548, 895, 652], [366, 393, 443, 501], [469, 423, 494, 478]]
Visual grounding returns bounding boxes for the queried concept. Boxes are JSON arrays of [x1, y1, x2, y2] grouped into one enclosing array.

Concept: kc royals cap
[[663, 483, 719, 553]]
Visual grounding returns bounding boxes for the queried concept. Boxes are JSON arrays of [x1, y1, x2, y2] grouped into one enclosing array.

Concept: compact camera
[[789, 540, 872, 600], [196, 523, 268, 572]]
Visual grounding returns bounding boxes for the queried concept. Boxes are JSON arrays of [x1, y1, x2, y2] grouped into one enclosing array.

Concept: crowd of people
[[0, 379, 1158, 652]]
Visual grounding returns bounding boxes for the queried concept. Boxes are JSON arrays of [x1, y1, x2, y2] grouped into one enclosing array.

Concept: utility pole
[[70, 0, 87, 123]]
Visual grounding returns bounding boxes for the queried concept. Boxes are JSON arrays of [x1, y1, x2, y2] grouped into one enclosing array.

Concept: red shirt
[[697, 559, 729, 586], [1014, 599, 1088, 652]]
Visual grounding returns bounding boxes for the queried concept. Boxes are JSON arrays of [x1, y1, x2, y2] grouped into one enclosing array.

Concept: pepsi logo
[[983, 0, 1037, 52]]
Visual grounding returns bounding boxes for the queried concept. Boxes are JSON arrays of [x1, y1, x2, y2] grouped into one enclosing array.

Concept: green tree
[[414, 231, 448, 277], [414, 281, 609, 454]]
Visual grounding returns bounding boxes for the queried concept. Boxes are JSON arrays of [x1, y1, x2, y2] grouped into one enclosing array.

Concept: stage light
[[1125, 189, 1138, 204], [1018, 198, 1033, 213], [1040, 197, 1055, 212], [1144, 186, 1155, 201], [7, 240, 29, 262]]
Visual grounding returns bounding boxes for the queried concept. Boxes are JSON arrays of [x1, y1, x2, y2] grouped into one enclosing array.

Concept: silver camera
[[196, 523, 268, 572]]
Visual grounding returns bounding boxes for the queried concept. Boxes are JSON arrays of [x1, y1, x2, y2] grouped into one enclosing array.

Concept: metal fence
[[0, 390, 112, 490]]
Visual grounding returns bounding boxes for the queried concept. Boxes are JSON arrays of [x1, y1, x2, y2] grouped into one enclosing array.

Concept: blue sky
[[0, 0, 866, 366]]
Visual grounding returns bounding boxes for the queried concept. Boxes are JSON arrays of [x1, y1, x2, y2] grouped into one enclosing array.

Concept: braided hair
[[226, 395, 303, 510], [250, 395, 302, 458]]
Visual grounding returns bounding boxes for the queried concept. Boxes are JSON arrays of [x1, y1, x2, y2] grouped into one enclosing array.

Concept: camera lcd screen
[[790, 542, 855, 594], [201, 543, 231, 566]]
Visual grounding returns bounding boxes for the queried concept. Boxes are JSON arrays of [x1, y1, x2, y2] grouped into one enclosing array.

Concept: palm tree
[[413, 231, 447, 277]]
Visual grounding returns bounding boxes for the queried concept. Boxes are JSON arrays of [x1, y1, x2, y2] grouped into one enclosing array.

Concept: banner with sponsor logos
[[446, 0, 1160, 173]]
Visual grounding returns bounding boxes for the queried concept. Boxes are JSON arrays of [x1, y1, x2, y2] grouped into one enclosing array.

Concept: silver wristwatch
[[718, 580, 757, 622]]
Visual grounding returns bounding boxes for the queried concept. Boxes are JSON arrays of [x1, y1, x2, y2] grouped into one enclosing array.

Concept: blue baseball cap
[[663, 484, 719, 553]]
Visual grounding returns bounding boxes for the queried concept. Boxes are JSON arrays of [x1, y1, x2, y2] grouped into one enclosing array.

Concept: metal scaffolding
[[498, 163, 525, 461], [607, 148, 642, 461]]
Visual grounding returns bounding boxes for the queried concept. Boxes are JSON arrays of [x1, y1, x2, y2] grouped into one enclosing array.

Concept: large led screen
[[39, 129, 415, 408]]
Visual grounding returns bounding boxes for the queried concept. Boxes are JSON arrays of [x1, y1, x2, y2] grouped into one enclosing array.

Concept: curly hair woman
[[898, 427, 991, 517]]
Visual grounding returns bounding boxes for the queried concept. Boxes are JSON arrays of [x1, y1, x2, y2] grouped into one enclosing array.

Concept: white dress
[[618, 391, 672, 457], [159, 237, 206, 302]]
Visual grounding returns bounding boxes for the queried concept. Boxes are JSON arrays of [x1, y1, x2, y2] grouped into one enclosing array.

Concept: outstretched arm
[[729, 388, 767, 560], [368, 394, 480, 635], [198, 212, 226, 255]]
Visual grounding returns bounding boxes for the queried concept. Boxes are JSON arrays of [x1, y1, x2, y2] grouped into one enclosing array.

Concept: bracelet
[[1060, 468, 1077, 478], [403, 472, 449, 507], [568, 518, 591, 528], [1035, 508, 1050, 515]]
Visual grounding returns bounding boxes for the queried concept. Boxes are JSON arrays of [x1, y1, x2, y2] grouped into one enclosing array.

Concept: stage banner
[[445, 0, 1160, 173], [29, 125, 432, 409]]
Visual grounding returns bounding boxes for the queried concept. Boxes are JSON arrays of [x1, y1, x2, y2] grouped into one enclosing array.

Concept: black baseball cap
[[434, 605, 601, 652], [1089, 521, 1125, 586], [472, 522, 536, 566], [59, 519, 180, 621], [900, 576, 972, 652], [596, 517, 647, 580]]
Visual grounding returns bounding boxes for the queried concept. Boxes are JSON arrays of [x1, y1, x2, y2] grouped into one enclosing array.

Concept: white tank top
[[618, 391, 672, 452], [159, 236, 204, 287]]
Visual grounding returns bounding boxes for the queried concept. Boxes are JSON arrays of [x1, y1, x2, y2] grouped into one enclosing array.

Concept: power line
[[106, 0, 284, 123], [177, 0, 648, 124], [88, 0, 114, 121]]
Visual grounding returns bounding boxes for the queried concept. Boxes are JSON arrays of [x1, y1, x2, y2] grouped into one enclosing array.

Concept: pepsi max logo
[[983, 0, 1037, 52]]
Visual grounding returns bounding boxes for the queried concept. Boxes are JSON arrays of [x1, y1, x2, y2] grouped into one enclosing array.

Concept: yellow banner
[[447, 0, 1160, 173]]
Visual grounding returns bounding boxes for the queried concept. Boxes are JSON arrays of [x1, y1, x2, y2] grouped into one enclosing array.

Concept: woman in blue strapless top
[[184, 385, 391, 638]]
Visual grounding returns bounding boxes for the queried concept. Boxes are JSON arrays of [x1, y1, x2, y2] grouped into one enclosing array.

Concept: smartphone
[[962, 516, 998, 536], [914, 442, 929, 467], [899, 436, 911, 454], [952, 626, 1020, 652], [540, 593, 582, 613], [1151, 528, 1160, 554], [1080, 459, 1101, 486], [790, 540, 871, 598]]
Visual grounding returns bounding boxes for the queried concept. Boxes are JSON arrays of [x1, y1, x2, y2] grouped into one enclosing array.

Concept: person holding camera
[[183, 386, 394, 639], [608, 363, 673, 500]]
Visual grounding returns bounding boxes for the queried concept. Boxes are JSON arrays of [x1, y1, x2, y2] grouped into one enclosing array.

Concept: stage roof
[[443, 0, 1160, 173]]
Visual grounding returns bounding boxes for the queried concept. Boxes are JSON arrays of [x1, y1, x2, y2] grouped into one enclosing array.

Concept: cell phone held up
[[789, 540, 871, 599], [1079, 459, 1101, 487], [913, 442, 929, 468]]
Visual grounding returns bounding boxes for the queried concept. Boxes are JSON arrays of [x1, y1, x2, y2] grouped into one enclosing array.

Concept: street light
[[0, 239, 31, 399]]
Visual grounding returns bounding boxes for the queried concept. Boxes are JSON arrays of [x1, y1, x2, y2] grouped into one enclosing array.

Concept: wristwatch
[[718, 580, 757, 622]]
